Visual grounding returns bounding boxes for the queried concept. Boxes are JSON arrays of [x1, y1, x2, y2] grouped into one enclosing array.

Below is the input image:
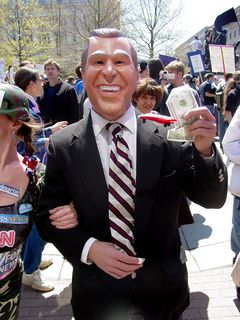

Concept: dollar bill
[[166, 86, 199, 141]]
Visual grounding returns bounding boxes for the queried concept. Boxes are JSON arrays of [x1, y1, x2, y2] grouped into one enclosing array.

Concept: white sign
[[209, 45, 235, 73], [189, 53, 205, 73], [0, 59, 5, 82], [35, 64, 45, 75]]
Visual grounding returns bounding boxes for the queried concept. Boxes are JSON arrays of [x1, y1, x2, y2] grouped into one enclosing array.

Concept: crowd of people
[[0, 26, 239, 320]]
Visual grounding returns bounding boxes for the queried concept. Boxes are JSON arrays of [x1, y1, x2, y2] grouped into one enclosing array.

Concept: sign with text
[[187, 51, 205, 74], [209, 45, 235, 73]]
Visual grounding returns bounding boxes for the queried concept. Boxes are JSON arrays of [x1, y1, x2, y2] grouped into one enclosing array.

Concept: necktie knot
[[106, 122, 123, 138]]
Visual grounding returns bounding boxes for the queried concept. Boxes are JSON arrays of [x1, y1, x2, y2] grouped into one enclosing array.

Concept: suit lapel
[[70, 114, 109, 226], [69, 114, 164, 241], [134, 118, 164, 242]]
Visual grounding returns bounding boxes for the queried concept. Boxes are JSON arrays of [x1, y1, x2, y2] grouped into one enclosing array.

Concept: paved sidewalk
[[19, 193, 240, 320], [19, 248, 240, 320]]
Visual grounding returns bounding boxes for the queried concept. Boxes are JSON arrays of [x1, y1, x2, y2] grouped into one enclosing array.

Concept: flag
[[214, 8, 238, 32], [159, 54, 176, 67]]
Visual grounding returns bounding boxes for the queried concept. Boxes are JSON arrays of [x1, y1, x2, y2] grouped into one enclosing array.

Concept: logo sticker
[[19, 203, 33, 214]]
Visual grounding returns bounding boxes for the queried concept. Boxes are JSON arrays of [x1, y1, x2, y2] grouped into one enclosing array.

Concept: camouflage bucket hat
[[0, 83, 30, 121]]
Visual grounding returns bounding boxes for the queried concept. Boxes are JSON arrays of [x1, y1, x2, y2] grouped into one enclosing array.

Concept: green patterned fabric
[[0, 83, 30, 121]]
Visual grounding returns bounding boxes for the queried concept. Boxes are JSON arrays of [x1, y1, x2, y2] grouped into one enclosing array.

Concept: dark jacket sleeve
[[68, 86, 80, 124], [180, 142, 227, 209], [34, 136, 90, 267]]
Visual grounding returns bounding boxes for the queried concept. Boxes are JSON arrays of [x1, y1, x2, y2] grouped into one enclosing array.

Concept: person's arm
[[225, 92, 237, 122], [204, 83, 216, 98], [192, 89, 201, 106], [35, 137, 90, 267], [205, 92, 215, 98], [224, 111, 232, 123], [68, 87, 80, 124], [179, 107, 227, 208], [49, 202, 78, 229]]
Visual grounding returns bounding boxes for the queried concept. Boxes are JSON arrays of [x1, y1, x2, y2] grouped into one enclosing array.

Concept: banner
[[214, 7, 238, 32], [209, 44, 235, 73], [187, 50, 205, 74]]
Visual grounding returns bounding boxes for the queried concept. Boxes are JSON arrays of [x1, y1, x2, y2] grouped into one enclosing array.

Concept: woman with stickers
[[0, 83, 77, 319], [14, 66, 68, 293]]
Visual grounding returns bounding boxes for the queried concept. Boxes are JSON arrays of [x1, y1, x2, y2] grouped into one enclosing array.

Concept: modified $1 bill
[[166, 86, 199, 141]]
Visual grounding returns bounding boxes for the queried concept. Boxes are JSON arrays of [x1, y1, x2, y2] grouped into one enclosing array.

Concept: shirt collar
[[91, 105, 136, 138]]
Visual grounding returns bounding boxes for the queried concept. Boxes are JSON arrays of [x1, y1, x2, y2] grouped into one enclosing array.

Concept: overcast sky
[[176, 0, 240, 46]]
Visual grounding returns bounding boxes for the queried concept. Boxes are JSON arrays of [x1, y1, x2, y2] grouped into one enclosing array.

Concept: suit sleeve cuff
[[81, 237, 97, 264], [199, 147, 215, 161]]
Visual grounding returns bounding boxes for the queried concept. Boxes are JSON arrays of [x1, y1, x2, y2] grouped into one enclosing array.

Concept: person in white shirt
[[189, 35, 202, 52]]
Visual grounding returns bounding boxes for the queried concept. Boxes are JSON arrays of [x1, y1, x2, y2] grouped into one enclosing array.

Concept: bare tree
[[122, 0, 183, 59], [68, 0, 121, 41], [44, 0, 123, 76]]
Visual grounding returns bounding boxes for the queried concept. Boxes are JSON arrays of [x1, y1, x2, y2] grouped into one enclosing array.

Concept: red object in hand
[[138, 113, 177, 126]]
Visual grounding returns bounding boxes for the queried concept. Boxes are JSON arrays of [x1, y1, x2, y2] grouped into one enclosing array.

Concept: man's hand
[[183, 107, 216, 156], [49, 202, 78, 229], [88, 241, 144, 279]]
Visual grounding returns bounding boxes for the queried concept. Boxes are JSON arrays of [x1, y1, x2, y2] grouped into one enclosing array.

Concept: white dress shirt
[[81, 105, 137, 264]]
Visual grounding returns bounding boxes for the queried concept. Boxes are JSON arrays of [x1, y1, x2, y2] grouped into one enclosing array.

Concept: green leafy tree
[[0, 0, 55, 66]]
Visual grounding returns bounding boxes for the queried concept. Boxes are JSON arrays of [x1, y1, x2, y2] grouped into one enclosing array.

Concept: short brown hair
[[132, 78, 163, 101], [44, 58, 60, 71], [165, 60, 185, 75], [81, 28, 138, 72]]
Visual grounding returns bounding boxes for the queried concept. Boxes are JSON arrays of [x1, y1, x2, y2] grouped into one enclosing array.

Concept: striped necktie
[[106, 123, 136, 256]]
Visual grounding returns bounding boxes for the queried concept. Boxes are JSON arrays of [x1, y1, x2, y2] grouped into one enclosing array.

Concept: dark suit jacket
[[35, 112, 227, 317], [36, 112, 227, 271]]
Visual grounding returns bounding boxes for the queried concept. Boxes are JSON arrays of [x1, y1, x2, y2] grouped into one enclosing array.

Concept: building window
[[229, 32, 232, 40], [234, 30, 236, 38]]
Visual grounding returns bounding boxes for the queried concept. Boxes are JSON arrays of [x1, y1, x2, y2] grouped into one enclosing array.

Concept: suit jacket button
[[131, 272, 137, 279]]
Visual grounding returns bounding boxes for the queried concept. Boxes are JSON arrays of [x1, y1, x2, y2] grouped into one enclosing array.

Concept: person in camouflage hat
[[0, 83, 31, 122], [0, 83, 78, 319]]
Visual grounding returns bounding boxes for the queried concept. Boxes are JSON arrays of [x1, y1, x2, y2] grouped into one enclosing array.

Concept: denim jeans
[[21, 224, 46, 274], [231, 196, 240, 255]]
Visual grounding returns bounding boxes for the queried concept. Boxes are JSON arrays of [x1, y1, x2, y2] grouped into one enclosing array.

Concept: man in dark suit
[[36, 29, 227, 320]]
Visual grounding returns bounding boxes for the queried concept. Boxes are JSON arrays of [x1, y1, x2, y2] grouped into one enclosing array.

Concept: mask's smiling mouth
[[98, 85, 120, 92]]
